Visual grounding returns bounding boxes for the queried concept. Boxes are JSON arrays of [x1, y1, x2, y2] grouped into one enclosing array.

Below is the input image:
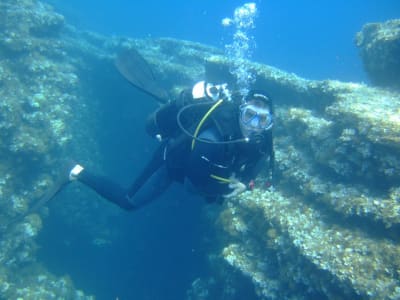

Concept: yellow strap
[[210, 174, 231, 184], [191, 99, 224, 150]]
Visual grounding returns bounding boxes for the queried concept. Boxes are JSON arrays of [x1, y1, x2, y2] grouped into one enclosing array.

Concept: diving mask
[[239, 103, 273, 131]]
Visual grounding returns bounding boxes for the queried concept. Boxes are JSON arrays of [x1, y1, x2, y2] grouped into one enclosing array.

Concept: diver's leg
[[76, 170, 135, 210], [72, 142, 171, 210], [125, 164, 172, 209], [75, 164, 172, 211]]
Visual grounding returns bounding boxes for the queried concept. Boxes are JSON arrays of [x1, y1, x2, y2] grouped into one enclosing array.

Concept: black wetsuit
[[77, 90, 274, 210]]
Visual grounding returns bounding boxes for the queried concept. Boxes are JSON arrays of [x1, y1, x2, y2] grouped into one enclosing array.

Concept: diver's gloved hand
[[223, 175, 246, 199]]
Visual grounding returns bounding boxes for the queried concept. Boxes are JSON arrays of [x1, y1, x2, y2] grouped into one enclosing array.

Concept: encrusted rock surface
[[1, 0, 400, 299], [356, 19, 400, 90], [0, 0, 92, 298]]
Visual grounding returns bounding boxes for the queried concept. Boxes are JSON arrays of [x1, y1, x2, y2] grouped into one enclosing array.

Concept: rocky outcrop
[[356, 19, 400, 90], [0, 1, 87, 298]]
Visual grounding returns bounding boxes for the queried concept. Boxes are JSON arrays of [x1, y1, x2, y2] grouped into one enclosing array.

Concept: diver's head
[[192, 81, 231, 102], [239, 90, 274, 142]]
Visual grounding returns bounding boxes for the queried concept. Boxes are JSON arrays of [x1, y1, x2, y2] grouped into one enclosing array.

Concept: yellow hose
[[210, 174, 231, 183], [191, 99, 224, 150]]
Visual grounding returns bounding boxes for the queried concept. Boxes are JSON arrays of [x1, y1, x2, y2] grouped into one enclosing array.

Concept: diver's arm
[[268, 148, 275, 186], [223, 175, 247, 199], [265, 132, 275, 186], [232, 137, 274, 190]]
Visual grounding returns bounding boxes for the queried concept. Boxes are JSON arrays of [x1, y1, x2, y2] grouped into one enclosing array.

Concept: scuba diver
[[26, 49, 274, 215], [68, 79, 275, 210]]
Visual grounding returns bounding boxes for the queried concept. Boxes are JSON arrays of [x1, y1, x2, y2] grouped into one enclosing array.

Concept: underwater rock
[[0, 0, 65, 53], [218, 190, 400, 299], [356, 19, 400, 90], [0, 0, 92, 298]]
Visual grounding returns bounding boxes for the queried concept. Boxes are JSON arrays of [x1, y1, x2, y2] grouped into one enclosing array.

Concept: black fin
[[115, 48, 169, 103], [1, 167, 71, 233], [29, 178, 71, 214]]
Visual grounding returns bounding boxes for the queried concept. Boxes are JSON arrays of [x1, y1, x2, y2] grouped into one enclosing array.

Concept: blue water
[[37, 1, 400, 299], [49, 0, 400, 82]]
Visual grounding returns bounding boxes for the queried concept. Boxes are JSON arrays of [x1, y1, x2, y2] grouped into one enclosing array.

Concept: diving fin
[[2, 164, 72, 232], [115, 48, 169, 103], [28, 176, 71, 215]]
